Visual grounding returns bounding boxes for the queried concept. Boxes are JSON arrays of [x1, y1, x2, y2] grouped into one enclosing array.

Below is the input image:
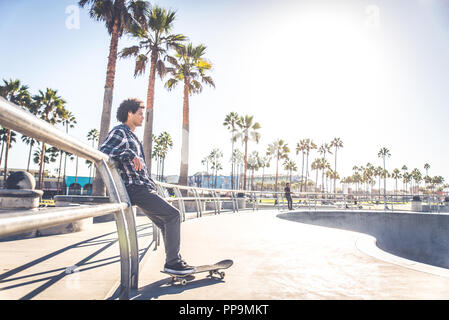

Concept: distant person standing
[[284, 183, 293, 210]]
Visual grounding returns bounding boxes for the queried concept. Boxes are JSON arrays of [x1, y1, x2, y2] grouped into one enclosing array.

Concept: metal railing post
[[193, 188, 202, 218], [107, 160, 139, 290], [96, 160, 132, 300], [173, 187, 185, 222]]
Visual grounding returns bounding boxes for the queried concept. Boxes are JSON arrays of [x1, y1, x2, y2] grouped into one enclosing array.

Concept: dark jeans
[[126, 184, 181, 265], [286, 195, 293, 210]]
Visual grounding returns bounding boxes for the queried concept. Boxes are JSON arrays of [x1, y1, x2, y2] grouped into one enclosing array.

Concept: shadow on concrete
[[277, 210, 449, 270], [0, 223, 153, 300], [128, 275, 225, 300]]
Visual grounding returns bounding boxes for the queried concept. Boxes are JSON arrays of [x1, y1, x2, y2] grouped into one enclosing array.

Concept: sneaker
[[164, 260, 195, 275]]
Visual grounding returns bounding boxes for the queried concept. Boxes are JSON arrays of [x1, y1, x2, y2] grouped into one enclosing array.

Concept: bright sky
[[1, 0, 449, 187]]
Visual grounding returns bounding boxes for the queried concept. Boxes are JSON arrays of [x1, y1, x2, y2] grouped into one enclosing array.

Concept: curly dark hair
[[116, 98, 144, 123]]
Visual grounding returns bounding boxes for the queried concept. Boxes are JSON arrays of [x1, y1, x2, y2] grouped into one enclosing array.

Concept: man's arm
[[99, 129, 137, 163]]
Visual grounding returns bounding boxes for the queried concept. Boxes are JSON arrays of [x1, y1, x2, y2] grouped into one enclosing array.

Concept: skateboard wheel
[[219, 271, 225, 279], [181, 279, 187, 286]]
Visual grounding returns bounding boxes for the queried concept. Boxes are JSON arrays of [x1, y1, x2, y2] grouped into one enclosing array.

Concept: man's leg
[[126, 184, 181, 265]]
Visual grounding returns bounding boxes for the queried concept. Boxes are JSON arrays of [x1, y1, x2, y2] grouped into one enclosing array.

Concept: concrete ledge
[[278, 210, 449, 269]]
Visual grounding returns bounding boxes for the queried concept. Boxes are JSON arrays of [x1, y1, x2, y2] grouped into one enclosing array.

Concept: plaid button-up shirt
[[99, 124, 157, 190]]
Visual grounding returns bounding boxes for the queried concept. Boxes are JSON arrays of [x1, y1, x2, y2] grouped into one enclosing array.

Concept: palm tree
[[391, 168, 402, 195], [120, 5, 186, 170], [86, 129, 100, 185], [424, 163, 430, 177], [33, 146, 59, 184], [411, 168, 422, 195], [311, 158, 321, 192], [208, 148, 223, 188], [165, 43, 215, 186], [235, 115, 261, 190], [79, 0, 150, 195], [330, 137, 343, 193], [304, 139, 317, 192], [0, 128, 17, 174], [20, 98, 40, 173], [259, 155, 271, 191], [0, 79, 31, 180], [267, 139, 290, 192], [33, 88, 67, 189], [283, 158, 297, 186], [403, 172, 412, 195], [377, 147, 391, 202], [231, 149, 244, 189], [223, 112, 241, 189], [152, 131, 173, 181], [247, 151, 262, 190], [401, 165, 408, 194], [296, 139, 307, 192], [60, 112, 77, 192]]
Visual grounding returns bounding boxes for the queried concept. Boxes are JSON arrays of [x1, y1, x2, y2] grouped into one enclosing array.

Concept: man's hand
[[132, 156, 143, 171]]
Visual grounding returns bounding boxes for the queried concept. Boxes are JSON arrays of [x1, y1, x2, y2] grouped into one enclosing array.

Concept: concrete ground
[[133, 209, 449, 300], [2, 209, 449, 299], [0, 216, 155, 300]]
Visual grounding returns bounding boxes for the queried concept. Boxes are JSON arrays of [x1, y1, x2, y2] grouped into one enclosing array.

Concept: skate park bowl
[[277, 210, 449, 270]]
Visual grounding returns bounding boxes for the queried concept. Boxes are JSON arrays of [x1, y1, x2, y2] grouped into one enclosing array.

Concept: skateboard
[[161, 259, 233, 286]]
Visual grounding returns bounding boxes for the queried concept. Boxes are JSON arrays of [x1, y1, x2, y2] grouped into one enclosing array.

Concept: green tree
[[235, 115, 261, 190], [223, 112, 241, 189], [86, 128, 100, 185], [165, 43, 215, 186], [267, 139, 290, 192], [391, 168, 402, 195], [208, 148, 223, 188], [120, 5, 186, 170], [259, 154, 271, 191], [377, 147, 391, 203], [33, 88, 67, 189], [330, 137, 343, 193], [0, 79, 31, 180], [152, 131, 173, 181], [283, 158, 297, 186], [303, 139, 317, 192], [411, 168, 422, 195]]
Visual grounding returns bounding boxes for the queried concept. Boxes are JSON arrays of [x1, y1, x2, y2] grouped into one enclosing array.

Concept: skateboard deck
[[161, 259, 233, 285]]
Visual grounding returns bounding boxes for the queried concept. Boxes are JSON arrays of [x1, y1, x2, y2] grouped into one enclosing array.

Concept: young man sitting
[[99, 98, 194, 275]]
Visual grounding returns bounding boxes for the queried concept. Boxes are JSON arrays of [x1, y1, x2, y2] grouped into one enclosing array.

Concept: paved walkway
[[2, 209, 449, 299], [132, 210, 449, 300], [0, 216, 155, 300]]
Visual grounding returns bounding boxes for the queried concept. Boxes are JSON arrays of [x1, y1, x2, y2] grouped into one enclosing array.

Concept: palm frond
[[120, 45, 140, 59], [135, 54, 148, 77], [165, 78, 179, 91]]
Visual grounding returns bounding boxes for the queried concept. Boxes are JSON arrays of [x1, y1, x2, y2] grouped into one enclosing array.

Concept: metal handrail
[[0, 97, 136, 300]]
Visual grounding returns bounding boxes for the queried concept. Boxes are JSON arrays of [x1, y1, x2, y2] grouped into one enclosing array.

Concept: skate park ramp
[[277, 210, 449, 269]]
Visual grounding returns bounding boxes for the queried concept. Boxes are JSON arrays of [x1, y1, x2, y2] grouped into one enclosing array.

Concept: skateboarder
[[99, 98, 194, 275], [284, 183, 293, 210]]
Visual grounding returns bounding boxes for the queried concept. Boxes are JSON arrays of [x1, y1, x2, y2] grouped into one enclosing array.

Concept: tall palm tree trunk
[[57, 150, 63, 194], [243, 139, 248, 190], [300, 152, 305, 192], [0, 140, 4, 170], [274, 154, 279, 192], [261, 167, 265, 191], [143, 53, 158, 175], [27, 143, 34, 172], [93, 17, 120, 196], [230, 135, 235, 189], [178, 79, 190, 186], [38, 143, 46, 189], [3, 129, 11, 181], [334, 150, 338, 193]]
